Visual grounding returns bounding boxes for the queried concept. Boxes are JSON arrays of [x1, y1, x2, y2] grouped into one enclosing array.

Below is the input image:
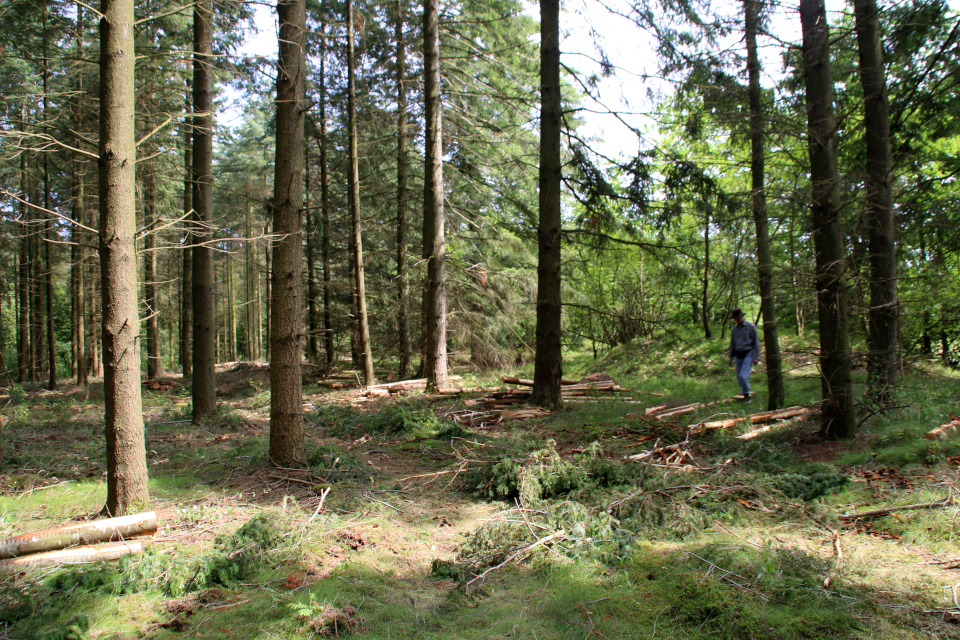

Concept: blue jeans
[[735, 350, 755, 396]]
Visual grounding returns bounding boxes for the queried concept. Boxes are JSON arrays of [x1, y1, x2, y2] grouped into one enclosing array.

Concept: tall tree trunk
[[788, 216, 804, 336], [227, 250, 236, 361], [42, 5, 57, 390], [745, 0, 785, 410], [244, 199, 257, 360], [144, 170, 161, 378], [74, 174, 87, 387], [17, 106, 29, 385], [347, 0, 376, 385], [99, 0, 149, 514], [269, 0, 306, 467], [191, 2, 217, 420], [31, 205, 41, 382], [319, 31, 334, 371], [180, 84, 193, 377], [800, 0, 856, 438], [854, 0, 898, 406], [422, 0, 449, 391], [531, 0, 563, 409], [305, 145, 319, 363], [395, 0, 413, 380], [702, 208, 712, 339], [265, 230, 271, 361], [73, 5, 87, 387]]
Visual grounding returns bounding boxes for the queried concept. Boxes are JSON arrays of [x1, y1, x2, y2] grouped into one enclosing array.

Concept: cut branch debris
[[840, 498, 954, 521]]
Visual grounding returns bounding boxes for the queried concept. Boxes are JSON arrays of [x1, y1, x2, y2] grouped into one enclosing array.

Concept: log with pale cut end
[[925, 419, 960, 441], [737, 413, 816, 440], [501, 376, 578, 387], [0, 511, 156, 559], [749, 406, 813, 424], [0, 542, 142, 575], [365, 378, 427, 391], [692, 416, 749, 433], [653, 403, 703, 419]]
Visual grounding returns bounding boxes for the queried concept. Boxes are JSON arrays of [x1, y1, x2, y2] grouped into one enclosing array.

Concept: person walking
[[728, 308, 761, 402]]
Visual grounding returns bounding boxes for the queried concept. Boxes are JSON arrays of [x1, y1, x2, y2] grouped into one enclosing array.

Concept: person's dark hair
[[730, 308, 744, 319]]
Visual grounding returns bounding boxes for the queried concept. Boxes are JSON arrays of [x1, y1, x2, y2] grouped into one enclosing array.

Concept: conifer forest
[[2, 0, 960, 637]]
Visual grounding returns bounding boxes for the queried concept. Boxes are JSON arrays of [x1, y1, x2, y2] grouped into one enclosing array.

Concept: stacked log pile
[[0, 511, 155, 575], [693, 405, 819, 437], [623, 401, 821, 466], [623, 396, 740, 422], [361, 377, 469, 399], [480, 376, 628, 409]]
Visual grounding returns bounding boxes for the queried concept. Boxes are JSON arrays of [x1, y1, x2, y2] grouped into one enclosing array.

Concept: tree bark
[[800, 0, 856, 438], [347, 0, 376, 386], [244, 199, 258, 360], [745, 0, 785, 410], [422, 0, 449, 391], [531, 0, 563, 409], [191, 3, 217, 420], [702, 208, 712, 339], [99, 0, 149, 514], [42, 5, 57, 390], [395, 0, 413, 380], [319, 30, 334, 371], [305, 144, 319, 362], [73, 6, 87, 387], [17, 104, 29, 385], [269, 0, 306, 467], [144, 169, 162, 379], [180, 84, 193, 376], [854, 0, 898, 405]]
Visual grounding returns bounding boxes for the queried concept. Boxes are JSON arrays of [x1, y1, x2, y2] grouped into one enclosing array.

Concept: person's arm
[[729, 330, 735, 362]]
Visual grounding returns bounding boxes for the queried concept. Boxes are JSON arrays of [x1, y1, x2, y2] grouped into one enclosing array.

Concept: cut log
[[501, 377, 578, 387], [0, 542, 143, 575], [644, 403, 671, 415], [502, 408, 550, 420], [749, 406, 813, 424], [737, 413, 815, 440], [366, 378, 426, 391], [925, 418, 960, 441], [654, 403, 703, 419], [0, 511, 157, 559], [692, 417, 749, 433]]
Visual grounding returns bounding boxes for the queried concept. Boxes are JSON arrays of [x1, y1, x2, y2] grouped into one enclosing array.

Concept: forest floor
[[3, 335, 960, 639]]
